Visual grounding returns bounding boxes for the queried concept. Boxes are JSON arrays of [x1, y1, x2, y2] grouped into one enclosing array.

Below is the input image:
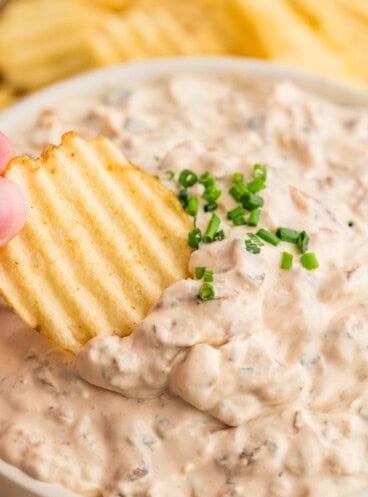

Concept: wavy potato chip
[[0, 83, 15, 110], [290, 0, 368, 84], [0, 0, 109, 90], [90, 5, 228, 66], [223, 0, 362, 84], [0, 133, 192, 352]]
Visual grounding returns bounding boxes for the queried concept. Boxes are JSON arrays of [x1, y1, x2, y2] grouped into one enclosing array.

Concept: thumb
[[0, 177, 29, 246]]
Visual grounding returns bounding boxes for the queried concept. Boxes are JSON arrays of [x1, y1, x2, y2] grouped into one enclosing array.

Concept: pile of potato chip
[[0, 0, 368, 109]]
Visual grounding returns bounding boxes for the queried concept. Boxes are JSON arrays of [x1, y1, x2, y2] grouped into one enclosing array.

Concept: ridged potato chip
[[90, 4, 228, 66], [90, 0, 132, 10], [0, 0, 109, 90], [289, 0, 368, 84], [223, 0, 362, 84], [0, 83, 15, 110], [0, 133, 192, 352]]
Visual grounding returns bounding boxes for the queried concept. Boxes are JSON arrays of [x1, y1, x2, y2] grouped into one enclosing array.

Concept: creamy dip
[[2, 73, 368, 497]]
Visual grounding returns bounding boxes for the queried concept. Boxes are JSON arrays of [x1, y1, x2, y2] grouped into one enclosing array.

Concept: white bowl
[[0, 56, 368, 497]]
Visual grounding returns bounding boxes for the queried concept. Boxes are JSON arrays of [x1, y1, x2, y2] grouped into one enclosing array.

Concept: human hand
[[0, 132, 28, 246]]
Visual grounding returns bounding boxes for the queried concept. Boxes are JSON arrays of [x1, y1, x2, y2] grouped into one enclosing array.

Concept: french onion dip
[[2, 73, 368, 497]]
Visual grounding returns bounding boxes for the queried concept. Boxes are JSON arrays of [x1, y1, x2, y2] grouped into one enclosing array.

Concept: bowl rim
[[0, 55, 368, 497], [1, 55, 368, 139]]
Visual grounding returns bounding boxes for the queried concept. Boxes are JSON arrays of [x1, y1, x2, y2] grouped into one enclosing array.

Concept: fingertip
[[0, 131, 15, 174], [0, 177, 29, 247]]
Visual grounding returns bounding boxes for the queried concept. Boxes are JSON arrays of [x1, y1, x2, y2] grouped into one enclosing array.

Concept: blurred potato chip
[[223, 0, 362, 84], [90, 4, 228, 66], [0, 83, 15, 110], [0, 133, 192, 352], [90, 0, 132, 10], [0, 0, 110, 90], [337, 0, 368, 21], [289, 0, 368, 84]]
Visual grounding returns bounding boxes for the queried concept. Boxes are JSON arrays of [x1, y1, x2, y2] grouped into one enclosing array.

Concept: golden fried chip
[[0, 83, 15, 110], [223, 0, 362, 84], [289, 0, 368, 85], [90, 5, 228, 66], [0, 0, 109, 91], [0, 133, 192, 352], [89, 0, 132, 10]]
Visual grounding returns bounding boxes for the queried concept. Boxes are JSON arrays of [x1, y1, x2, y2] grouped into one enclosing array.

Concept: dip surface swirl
[[2, 73, 368, 497]]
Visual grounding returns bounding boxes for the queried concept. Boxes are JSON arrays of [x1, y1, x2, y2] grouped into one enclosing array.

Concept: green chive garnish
[[247, 208, 261, 227], [179, 169, 198, 188], [199, 282, 215, 301], [165, 170, 175, 180], [241, 192, 264, 211], [253, 163, 267, 181], [229, 183, 248, 202], [348, 220, 354, 227], [199, 172, 215, 188], [256, 228, 280, 246], [188, 228, 202, 249], [186, 196, 198, 217], [232, 216, 246, 226], [204, 213, 221, 243], [195, 267, 206, 279], [280, 252, 293, 270], [204, 202, 218, 212], [178, 189, 188, 208], [301, 252, 319, 270], [247, 177, 265, 193], [276, 227, 299, 244], [232, 172, 244, 184], [214, 229, 225, 241], [297, 230, 309, 254], [203, 185, 221, 203], [227, 206, 244, 220], [245, 233, 264, 254], [203, 269, 214, 282]]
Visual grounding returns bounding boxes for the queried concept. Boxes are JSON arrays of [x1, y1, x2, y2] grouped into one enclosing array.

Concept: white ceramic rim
[[0, 56, 368, 497]]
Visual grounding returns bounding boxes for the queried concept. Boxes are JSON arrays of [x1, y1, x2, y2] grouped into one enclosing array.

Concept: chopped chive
[[301, 252, 319, 270], [229, 183, 248, 202], [195, 266, 206, 279], [253, 163, 267, 181], [204, 202, 218, 212], [247, 177, 265, 193], [276, 227, 299, 244], [204, 213, 221, 243], [232, 216, 246, 226], [281, 251, 293, 270], [165, 170, 175, 180], [348, 220, 354, 227], [256, 228, 280, 246], [186, 196, 198, 217], [297, 230, 309, 254], [199, 172, 215, 188], [247, 208, 261, 227], [227, 206, 244, 220], [245, 233, 264, 254], [199, 282, 215, 301], [188, 228, 202, 249], [203, 185, 222, 203], [214, 229, 225, 241], [179, 169, 198, 188], [203, 269, 214, 282], [178, 189, 188, 208], [232, 172, 244, 184], [241, 192, 264, 211]]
